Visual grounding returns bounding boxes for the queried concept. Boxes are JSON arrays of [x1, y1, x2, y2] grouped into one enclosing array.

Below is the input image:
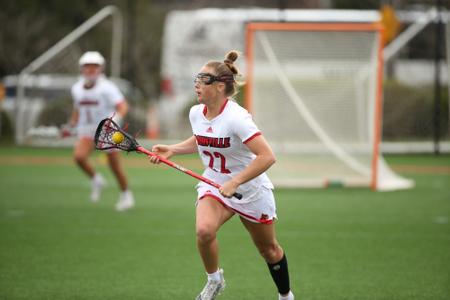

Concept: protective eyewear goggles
[[194, 73, 234, 85]]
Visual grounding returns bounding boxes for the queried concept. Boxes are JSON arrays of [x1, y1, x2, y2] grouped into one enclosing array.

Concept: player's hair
[[206, 50, 242, 97]]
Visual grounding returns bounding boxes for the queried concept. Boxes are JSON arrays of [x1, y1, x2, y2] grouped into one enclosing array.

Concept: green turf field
[[0, 146, 449, 300]]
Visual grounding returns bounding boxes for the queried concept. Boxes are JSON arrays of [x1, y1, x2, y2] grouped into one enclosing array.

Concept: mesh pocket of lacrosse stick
[[94, 118, 138, 152]]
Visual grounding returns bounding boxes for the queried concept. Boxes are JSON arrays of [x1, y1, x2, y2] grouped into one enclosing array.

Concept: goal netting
[[245, 22, 414, 191]]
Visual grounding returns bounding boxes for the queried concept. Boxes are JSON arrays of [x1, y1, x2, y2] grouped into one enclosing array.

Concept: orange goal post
[[245, 22, 413, 191]]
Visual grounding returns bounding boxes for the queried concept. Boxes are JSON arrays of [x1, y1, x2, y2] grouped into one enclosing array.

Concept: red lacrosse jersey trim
[[243, 132, 262, 144]]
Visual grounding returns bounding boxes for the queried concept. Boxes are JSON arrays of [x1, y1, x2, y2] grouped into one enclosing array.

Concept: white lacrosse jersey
[[189, 99, 274, 200], [71, 75, 124, 130]]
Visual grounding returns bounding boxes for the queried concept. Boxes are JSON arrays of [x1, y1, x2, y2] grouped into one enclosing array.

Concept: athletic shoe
[[115, 190, 135, 212], [90, 174, 105, 202], [279, 291, 295, 300], [195, 269, 225, 300]]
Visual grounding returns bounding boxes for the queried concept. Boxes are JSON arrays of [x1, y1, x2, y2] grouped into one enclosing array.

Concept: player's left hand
[[219, 179, 240, 198], [60, 124, 76, 138]]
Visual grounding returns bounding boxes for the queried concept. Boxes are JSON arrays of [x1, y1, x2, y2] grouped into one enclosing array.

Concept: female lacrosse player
[[149, 51, 294, 300], [67, 51, 134, 211]]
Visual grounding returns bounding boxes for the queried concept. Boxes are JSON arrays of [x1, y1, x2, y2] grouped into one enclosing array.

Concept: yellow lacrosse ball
[[111, 131, 125, 144]]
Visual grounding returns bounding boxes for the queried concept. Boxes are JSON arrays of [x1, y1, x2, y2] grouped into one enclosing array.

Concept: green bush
[[0, 109, 14, 143], [37, 97, 73, 127], [383, 81, 449, 141]]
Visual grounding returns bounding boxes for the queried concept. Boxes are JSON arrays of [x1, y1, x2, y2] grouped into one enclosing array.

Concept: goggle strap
[[196, 73, 234, 85]]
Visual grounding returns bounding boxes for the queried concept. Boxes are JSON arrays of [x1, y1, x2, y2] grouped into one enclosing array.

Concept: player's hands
[[219, 179, 240, 198], [148, 144, 173, 164], [60, 124, 76, 138]]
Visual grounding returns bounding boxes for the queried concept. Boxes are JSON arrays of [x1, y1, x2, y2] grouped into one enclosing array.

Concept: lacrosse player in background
[[149, 50, 294, 300], [66, 51, 134, 211]]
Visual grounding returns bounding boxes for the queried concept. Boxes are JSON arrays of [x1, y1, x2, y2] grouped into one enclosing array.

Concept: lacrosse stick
[[94, 118, 243, 200]]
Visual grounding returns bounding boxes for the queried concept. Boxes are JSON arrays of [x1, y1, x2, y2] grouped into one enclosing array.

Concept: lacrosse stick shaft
[[136, 146, 242, 200]]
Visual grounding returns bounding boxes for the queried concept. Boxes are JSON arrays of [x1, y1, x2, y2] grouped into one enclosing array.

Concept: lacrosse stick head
[[94, 118, 138, 152]]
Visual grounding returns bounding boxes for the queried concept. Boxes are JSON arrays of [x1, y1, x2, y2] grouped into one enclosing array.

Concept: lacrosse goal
[[245, 22, 414, 191], [12, 5, 123, 146]]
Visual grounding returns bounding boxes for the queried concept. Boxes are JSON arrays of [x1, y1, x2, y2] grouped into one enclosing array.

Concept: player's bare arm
[[115, 101, 129, 119], [220, 135, 276, 197], [149, 135, 197, 163], [69, 109, 80, 127]]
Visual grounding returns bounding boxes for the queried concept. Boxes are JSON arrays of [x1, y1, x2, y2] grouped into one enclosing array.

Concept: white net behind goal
[[247, 24, 413, 190]]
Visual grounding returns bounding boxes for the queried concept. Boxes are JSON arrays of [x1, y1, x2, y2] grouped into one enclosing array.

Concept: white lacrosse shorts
[[196, 182, 277, 224], [77, 125, 97, 139]]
